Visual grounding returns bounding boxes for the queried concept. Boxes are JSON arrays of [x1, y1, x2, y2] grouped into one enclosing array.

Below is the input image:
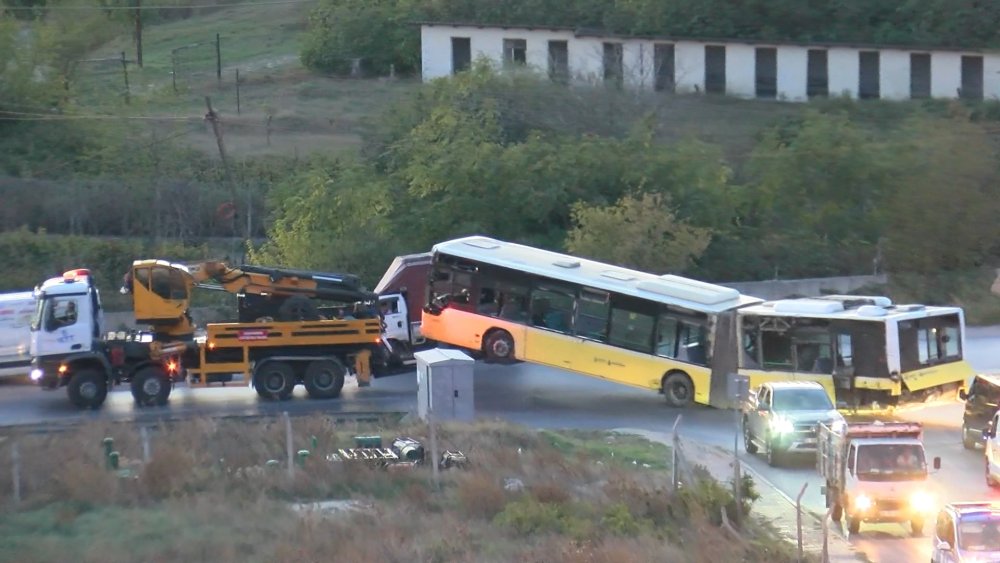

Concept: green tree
[[565, 192, 711, 274], [882, 117, 1000, 273]]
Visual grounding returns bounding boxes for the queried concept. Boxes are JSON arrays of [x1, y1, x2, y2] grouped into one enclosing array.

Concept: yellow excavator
[[31, 260, 383, 409]]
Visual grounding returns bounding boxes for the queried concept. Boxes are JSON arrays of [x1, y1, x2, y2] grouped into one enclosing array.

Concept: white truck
[[818, 420, 941, 536], [0, 291, 36, 378], [373, 252, 434, 370]]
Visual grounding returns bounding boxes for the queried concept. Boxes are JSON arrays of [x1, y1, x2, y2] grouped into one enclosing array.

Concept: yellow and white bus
[[419, 236, 763, 407], [418, 236, 976, 409], [737, 296, 974, 408]]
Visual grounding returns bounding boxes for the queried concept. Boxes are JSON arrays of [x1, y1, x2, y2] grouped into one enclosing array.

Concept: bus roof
[[738, 296, 963, 323], [432, 236, 763, 313]]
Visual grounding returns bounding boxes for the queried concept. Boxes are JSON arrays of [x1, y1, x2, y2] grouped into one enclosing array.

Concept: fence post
[[284, 411, 293, 481], [235, 69, 241, 115], [140, 426, 151, 463], [215, 33, 222, 85], [822, 505, 833, 563], [171, 51, 178, 93], [671, 415, 682, 491], [120, 51, 131, 105], [796, 482, 809, 561], [428, 404, 440, 491], [11, 442, 20, 506]]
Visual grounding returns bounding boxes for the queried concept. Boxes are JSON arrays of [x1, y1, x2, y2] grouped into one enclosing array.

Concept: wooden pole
[[120, 51, 130, 105], [215, 33, 222, 85], [235, 69, 241, 115], [134, 0, 143, 67]]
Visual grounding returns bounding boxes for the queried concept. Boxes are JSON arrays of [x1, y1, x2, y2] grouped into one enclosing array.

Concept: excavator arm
[[121, 259, 379, 337]]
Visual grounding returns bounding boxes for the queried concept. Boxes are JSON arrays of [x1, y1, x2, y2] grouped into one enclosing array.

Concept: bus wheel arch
[[661, 371, 695, 408], [482, 329, 515, 364]]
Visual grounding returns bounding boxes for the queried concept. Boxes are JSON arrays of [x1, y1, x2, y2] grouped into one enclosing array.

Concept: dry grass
[[0, 416, 811, 562]]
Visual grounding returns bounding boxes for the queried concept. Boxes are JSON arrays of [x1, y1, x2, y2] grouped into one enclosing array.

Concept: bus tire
[[662, 372, 694, 408], [131, 365, 171, 407], [483, 330, 515, 364], [304, 359, 346, 399], [253, 361, 296, 401]]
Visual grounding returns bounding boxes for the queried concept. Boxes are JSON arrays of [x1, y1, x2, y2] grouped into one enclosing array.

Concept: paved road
[[1, 324, 998, 562]]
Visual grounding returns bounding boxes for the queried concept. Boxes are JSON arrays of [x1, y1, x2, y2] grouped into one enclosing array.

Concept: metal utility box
[[415, 348, 475, 422]]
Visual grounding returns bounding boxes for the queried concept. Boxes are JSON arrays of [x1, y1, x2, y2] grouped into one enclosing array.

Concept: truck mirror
[[959, 389, 968, 401], [933, 457, 941, 470]]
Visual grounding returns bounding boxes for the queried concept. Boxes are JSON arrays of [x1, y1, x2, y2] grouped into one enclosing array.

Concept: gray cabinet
[[415, 348, 475, 422]]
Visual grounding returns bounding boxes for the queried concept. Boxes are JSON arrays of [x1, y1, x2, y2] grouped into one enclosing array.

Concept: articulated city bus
[[737, 297, 974, 408], [419, 236, 762, 407], [419, 236, 975, 409]]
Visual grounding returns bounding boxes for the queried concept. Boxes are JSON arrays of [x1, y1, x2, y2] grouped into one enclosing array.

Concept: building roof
[[417, 21, 1000, 54], [432, 235, 762, 314]]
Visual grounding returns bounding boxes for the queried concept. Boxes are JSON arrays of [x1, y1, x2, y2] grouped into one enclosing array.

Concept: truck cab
[[819, 421, 941, 536], [28, 269, 108, 405], [374, 252, 433, 370]]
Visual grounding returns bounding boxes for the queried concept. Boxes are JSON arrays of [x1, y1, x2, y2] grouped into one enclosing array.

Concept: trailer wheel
[[253, 361, 295, 401], [483, 330, 515, 364], [304, 359, 346, 400], [662, 372, 694, 408], [67, 369, 108, 410], [131, 365, 171, 407]]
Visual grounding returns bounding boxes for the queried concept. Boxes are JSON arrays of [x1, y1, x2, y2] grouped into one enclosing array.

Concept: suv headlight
[[770, 416, 795, 434]]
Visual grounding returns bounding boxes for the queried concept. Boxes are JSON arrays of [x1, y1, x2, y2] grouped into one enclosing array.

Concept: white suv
[[932, 502, 1000, 562]]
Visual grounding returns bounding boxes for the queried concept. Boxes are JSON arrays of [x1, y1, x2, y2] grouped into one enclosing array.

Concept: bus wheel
[[253, 361, 296, 401], [304, 359, 346, 400], [483, 330, 515, 364], [662, 372, 694, 408]]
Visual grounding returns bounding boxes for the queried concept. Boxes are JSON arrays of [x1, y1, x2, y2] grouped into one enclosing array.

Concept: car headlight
[[770, 416, 795, 434], [910, 491, 935, 513], [854, 494, 873, 512]]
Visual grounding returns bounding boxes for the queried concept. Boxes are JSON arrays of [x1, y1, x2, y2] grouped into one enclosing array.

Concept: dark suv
[[960, 374, 1000, 450]]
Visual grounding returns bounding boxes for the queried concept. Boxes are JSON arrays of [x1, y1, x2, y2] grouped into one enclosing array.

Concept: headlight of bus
[[770, 416, 795, 434], [854, 494, 873, 512], [910, 491, 935, 513]]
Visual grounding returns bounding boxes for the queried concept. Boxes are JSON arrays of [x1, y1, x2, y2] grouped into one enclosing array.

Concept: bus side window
[[477, 286, 498, 316], [655, 315, 679, 358], [530, 287, 574, 333], [608, 307, 655, 354], [497, 283, 530, 322], [575, 288, 609, 341]]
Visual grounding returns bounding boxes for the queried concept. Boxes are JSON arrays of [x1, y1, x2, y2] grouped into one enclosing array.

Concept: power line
[[0, 0, 315, 10]]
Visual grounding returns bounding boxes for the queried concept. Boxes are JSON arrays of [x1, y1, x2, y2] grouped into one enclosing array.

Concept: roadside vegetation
[[0, 417, 804, 562], [3, 0, 1000, 323]]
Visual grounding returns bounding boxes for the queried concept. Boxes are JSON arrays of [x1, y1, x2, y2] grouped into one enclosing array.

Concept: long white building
[[419, 22, 1000, 102]]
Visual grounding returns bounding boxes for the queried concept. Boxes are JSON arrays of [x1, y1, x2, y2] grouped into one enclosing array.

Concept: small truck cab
[[818, 420, 941, 536]]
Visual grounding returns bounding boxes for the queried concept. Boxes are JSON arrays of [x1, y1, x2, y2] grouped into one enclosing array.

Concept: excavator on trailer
[[30, 260, 384, 409]]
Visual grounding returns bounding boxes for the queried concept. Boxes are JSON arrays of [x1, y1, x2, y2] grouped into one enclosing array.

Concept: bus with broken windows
[[736, 296, 974, 409], [419, 235, 763, 408], [417, 236, 975, 410]]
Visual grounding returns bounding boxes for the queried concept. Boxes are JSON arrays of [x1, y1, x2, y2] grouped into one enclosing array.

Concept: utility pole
[[134, 0, 143, 67], [204, 96, 240, 255]]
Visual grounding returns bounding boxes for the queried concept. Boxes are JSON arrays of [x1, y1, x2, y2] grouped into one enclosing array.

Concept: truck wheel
[[483, 330, 515, 364], [766, 436, 782, 467], [847, 516, 861, 535], [743, 418, 758, 454], [910, 517, 924, 536], [67, 369, 108, 410], [303, 359, 346, 400], [253, 361, 295, 401], [131, 365, 171, 407], [963, 424, 977, 450], [662, 372, 694, 408]]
